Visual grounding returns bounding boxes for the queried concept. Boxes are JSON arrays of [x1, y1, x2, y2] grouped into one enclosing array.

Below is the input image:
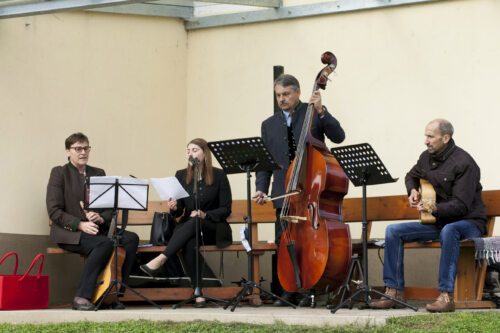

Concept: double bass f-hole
[[308, 202, 319, 230]]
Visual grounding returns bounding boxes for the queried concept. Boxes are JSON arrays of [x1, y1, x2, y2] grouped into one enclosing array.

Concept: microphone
[[189, 156, 199, 166]]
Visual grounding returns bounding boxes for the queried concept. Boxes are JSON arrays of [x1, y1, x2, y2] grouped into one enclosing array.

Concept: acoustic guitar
[[419, 179, 436, 224], [91, 216, 126, 305]]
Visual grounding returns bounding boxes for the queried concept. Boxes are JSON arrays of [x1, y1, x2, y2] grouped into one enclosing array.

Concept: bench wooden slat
[[404, 239, 476, 249], [120, 286, 243, 302], [47, 247, 70, 254], [126, 200, 276, 226], [135, 243, 276, 253], [48, 242, 277, 255], [342, 190, 500, 222]]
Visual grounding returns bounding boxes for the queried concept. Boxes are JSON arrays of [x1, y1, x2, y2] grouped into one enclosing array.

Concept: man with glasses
[[46, 132, 139, 310]]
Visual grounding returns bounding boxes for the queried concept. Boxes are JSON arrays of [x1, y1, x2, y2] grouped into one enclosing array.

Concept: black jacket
[[174, 167, 233, 248], [255, 102, 345, 208], [405, 139, 487, 234]]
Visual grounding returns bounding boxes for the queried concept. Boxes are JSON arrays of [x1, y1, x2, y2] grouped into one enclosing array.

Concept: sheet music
[[150, 177, 189, 201], [88, 176, 148, 210], [240, 227, 251, 252]]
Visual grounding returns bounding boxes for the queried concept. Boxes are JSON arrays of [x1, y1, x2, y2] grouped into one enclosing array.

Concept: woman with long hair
[[140, 138, 232, 307]]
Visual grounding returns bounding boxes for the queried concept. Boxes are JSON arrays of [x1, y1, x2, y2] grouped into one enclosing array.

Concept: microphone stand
[[173, 158, 227, 308]]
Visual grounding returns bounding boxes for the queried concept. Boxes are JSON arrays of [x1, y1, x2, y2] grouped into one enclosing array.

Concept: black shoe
[[72, 297, 96, 311], [273, 292, 295, 307], [140, 264, 160, 278], [297, 295, 312, 307], [111, 300, 126, 310]]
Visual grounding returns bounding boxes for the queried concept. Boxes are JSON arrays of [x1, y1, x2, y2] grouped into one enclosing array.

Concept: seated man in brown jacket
[[46, 132, 139, 310]]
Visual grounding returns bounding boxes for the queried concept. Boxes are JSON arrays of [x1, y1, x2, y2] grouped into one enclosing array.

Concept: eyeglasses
[[70, 146, 91, 153]]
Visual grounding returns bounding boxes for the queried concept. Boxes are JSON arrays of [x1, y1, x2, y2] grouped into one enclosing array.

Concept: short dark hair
[[274, 74, 300, 91], [65, 132, 89, 150], [437, 119, 454, 138]]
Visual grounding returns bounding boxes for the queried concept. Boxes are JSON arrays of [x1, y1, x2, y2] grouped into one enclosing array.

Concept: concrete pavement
[[0, 304, 428, 326]]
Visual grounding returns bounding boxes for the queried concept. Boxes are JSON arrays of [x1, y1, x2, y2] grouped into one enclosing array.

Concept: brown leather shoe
[[426, 292, 455, 313], [369, 288, 406, 309]]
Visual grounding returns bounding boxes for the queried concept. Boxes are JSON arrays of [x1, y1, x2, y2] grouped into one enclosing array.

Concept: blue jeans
[[383, 220, 481, 293]]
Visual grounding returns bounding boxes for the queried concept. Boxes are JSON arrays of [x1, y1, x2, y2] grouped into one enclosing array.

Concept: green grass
[[0, 312, 499, 332]]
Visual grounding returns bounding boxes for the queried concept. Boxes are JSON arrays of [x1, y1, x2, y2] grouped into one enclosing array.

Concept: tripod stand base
[[95, 280, 162, 310], [330, 286, 418, 313], [224, 279, 296, 312], [327, 254, 363, 309], [172, 287, 229, 309]]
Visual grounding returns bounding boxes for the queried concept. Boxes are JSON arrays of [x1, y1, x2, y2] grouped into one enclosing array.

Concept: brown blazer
[[46, 162, 112, 244]]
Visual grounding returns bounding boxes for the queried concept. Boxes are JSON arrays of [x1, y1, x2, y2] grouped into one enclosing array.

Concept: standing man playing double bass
[[253, 74, 346, 306]]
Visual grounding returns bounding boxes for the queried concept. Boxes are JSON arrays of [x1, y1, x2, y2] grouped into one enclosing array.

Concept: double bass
[[277, 52, 351, 294]]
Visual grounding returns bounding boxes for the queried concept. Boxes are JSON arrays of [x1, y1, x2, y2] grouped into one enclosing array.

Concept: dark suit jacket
[[46, 162, 112, 244], [174, 167, 233, 248], [256, 102, 345, 208]]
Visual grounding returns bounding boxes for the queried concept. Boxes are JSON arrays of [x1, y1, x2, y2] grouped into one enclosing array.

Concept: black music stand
[[87, 176, 161, 310], [208, 137, 296, 311], [329, 143, 417, 313]]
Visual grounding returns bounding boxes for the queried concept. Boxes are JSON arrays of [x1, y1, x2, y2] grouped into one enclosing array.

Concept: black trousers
[[164, 218, 216, 286], [59, 229, 139, 300]]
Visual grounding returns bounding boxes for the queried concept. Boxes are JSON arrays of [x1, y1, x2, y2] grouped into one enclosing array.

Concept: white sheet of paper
[[88, 176, 149, 210], [150, 177, 189, 201]]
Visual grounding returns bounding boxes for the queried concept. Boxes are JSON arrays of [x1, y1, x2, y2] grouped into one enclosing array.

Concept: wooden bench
[[47, 190, 499, 308]]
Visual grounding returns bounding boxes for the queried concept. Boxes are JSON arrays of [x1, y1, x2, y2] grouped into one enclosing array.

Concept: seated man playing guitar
[[369, 119, 487, 313], [46, 132, 139, 311]]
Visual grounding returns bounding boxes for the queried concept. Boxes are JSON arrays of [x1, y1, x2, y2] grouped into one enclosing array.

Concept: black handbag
[[150, 212, 175, 245]]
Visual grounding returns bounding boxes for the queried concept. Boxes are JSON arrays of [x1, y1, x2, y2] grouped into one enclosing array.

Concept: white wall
[[0, 13, 188, 235]]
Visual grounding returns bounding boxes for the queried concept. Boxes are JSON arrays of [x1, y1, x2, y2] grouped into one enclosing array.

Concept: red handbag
[[0, 251, 49, 310]]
